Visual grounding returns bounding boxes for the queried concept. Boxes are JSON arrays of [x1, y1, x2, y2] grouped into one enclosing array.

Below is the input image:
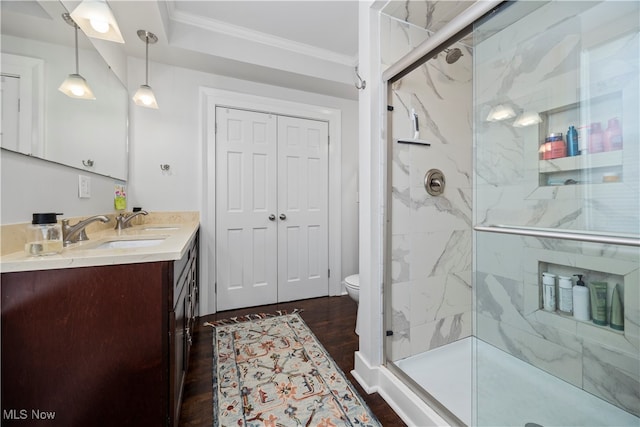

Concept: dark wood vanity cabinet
[[1, 232, 199, 427], [170, 232, 199, 426]]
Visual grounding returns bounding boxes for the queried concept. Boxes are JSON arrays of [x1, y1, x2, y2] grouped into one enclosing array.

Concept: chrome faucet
[[114, 210, 148, 231], [62, 215, 110, 246]]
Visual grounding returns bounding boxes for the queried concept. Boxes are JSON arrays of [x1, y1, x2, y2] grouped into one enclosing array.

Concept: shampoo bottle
[[567, 126, 579, 156], [542, 272, 556, 312], [558, 276, 573, 314], [604, 118, 622, 151], [572, 274, 590, 321], [610, 284, 624, 331], [590, 281, 608, 326]]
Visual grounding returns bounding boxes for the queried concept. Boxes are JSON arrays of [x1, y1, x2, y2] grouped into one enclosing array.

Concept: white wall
[[0, 150, 118, 224]]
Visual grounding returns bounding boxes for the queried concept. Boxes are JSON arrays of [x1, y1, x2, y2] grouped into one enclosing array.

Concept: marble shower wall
[[382, 13, 473, 362], [474, 1, 640, 417]]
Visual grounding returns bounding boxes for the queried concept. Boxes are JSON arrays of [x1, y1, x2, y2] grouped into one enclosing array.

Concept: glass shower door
[[473, 1, 640, 425]]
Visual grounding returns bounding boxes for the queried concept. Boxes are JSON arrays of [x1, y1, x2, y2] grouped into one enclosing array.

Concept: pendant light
[[70, 0, 124, 43], [58, 13, 95, 100], [132, 30, 159, 109]]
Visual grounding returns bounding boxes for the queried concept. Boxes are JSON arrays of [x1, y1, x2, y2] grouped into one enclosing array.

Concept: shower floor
[[395, 337, 639, 426]]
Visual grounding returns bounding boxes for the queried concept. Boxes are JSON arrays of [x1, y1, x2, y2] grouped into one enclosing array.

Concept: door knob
[[279, 214, 287, 220], [269, 214, 276, 221]]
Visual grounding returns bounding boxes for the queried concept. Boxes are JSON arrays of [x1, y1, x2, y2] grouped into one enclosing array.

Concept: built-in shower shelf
[[539, 150, 622, 173], [538, 150, 623, 186], [535, 91, 626, 187]]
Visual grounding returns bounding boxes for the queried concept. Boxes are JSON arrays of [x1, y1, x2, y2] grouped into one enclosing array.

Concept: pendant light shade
[[59, 13, 95, 100], [58, 74, 95, 99], [133, 30, 159, 109], [133, 85, 158, 109], [70, 0, 124, 43]]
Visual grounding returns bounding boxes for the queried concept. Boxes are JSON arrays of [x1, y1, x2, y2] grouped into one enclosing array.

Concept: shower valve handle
[[425, 169, 445, 196]]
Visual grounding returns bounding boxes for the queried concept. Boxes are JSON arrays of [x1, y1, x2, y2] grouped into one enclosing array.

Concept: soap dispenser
[[25, 213, 64, 256], [572, 274, 590, 321]]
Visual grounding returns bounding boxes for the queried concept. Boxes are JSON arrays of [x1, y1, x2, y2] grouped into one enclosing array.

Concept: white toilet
[[343, 274, 361, 335], [343, 274, 360, 303]]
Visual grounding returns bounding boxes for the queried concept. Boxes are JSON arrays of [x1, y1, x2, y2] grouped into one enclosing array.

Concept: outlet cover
[[78, 175, 91, 198]]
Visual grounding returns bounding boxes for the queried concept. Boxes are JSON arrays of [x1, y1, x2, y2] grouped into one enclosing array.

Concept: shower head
[[444, 47, 463, 64]]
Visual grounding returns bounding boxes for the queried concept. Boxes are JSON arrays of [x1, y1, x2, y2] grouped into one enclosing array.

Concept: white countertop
[[1, 221, 199, 273]]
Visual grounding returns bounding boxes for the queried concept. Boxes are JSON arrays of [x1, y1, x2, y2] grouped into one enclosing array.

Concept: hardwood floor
[[178, 295, 406, 427]]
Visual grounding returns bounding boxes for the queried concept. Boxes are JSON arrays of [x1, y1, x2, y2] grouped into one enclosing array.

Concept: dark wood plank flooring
[[178, 295, 406, 427]]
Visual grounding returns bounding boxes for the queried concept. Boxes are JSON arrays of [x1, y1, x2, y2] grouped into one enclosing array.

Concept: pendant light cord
[[74, 24, 80, 74], [145, 36, 149, 85]]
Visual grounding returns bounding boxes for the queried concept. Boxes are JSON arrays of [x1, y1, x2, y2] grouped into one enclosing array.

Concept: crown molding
[[165, 1, 358, 67]]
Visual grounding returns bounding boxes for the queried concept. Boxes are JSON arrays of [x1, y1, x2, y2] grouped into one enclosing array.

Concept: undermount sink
[[93, 238, 166, 250], [142, 226, 180, 231]]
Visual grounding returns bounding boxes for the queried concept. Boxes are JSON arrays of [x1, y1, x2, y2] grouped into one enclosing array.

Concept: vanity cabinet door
[[1, 262, 171, 427], [169, 232, 198, 427], [170, 271, 188, 427]]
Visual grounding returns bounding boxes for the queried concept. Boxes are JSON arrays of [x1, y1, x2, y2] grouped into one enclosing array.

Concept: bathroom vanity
[[0, 217, 199, 427]]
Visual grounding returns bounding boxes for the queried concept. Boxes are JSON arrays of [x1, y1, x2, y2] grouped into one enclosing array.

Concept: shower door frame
[[382, 79, 467, 427], [379, 1, 504, 426]]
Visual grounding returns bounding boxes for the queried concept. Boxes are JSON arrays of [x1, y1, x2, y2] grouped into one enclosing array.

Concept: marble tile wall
[[474, 1, 640, 417], [381, 0, 639, 419], [382, 14, 473, 362]]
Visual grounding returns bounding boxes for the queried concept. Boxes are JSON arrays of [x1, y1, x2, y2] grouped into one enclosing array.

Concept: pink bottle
[[604, 118, 622, 151], [589, 122, 604, 154]]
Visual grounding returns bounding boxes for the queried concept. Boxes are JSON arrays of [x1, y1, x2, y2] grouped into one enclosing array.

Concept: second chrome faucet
[[114, 210, 148, 231]]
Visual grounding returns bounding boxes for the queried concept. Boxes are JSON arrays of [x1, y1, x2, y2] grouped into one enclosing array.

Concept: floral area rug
[[205, 311, 381, 427]]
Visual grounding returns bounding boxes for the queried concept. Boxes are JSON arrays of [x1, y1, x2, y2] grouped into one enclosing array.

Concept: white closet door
[[216, 107, 278, 311], [277, 116, 329, 302]]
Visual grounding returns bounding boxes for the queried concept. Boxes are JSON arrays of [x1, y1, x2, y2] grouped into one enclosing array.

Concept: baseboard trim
[[352, 351, 450, 427]]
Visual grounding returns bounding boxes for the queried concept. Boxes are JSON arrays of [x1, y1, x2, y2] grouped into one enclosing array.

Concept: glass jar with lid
[[25, 213, 64, 256]]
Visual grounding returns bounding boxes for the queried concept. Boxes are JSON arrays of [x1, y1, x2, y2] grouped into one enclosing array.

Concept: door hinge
[[328, 269, 330, 278], [387, 105, 394, 111], [214, 122, 217, 134]]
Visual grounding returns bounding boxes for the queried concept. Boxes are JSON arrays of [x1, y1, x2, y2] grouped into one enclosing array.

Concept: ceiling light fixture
[[132, 30, 159, 109], [70, 0, 124, 43], [58, 13, 95, 100]]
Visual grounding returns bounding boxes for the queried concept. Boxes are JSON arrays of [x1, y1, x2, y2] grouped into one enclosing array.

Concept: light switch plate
[[78, 175, 91, 198]]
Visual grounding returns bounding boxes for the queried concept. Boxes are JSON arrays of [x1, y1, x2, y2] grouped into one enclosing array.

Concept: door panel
[[216, 109, 329, 311], [277, 116, 329, 302], [216, 108, 278, 311]]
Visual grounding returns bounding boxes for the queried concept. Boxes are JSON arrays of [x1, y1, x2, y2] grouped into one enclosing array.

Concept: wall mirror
[[1, 0, 128, 181]]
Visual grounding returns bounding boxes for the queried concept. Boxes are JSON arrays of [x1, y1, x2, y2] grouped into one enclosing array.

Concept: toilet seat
[[344, 274, 359, 289]]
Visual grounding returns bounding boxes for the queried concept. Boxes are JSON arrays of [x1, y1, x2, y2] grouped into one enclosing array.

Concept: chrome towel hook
[[355, 65, 366, 90]]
